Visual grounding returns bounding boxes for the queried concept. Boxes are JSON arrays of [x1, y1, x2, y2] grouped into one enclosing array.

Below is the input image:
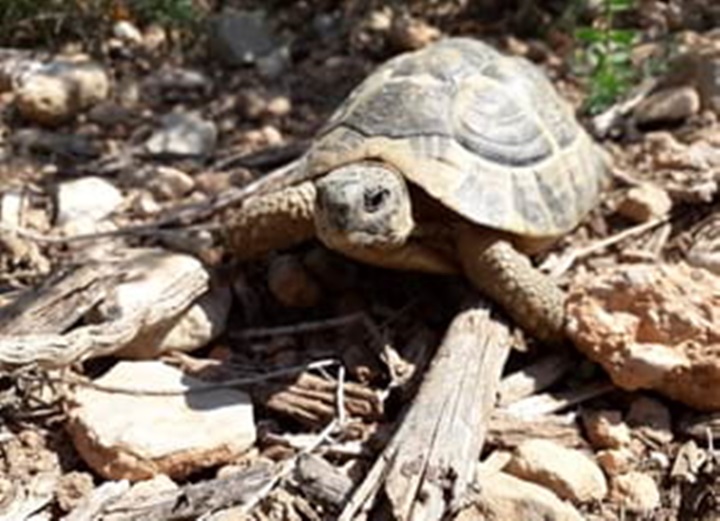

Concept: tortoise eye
[[364, 187, 390, 213]]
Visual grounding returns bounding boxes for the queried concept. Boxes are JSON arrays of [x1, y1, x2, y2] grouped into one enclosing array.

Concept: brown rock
[[16, 75, 72, 126], [66, 361, 256, 481], [616, 184, 673, 223], [148, 166, 196, 201], [454, 468, 584, 521], [268, 254, 322, 308], [582, 409, 632, 450], [634, 86, 700, 126], [609, 472, 661, 513], [390, 15, 441, 51], [567, 263, 720, 410], [16, 59, 110, 126], [667, 50, 720, 114], [266, 96, 292, 117], [596, 448, 636, 476], [195, 171, 235, 195], [626, 396, 673, 445], [506, 439, 607, 503]]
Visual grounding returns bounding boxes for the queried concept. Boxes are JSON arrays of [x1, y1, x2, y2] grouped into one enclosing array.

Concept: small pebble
[[616, 183, 673, 223]]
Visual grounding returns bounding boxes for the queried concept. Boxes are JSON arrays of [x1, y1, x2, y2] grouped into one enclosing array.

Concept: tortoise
[[227, 38, 608, 344]]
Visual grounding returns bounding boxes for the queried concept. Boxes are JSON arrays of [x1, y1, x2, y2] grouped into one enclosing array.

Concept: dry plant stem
[[38, 359, 339, 396], [547, 216, 669, 277], [210, 140, 309, 171], [234, 313, 365, 339], [339, 300, 511, 521], [0, 158, 308, 245]]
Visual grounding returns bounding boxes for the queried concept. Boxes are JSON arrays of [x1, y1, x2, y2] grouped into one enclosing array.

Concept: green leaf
[[607, 29, 637, 45], [575, 27, 604, 43], [607, 0, 634, 12], [606, 51, 632, 65]]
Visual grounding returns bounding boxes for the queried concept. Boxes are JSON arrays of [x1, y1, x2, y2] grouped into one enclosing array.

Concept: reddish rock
[[567, 263, 720, 410], [67, 361, 255, 481]]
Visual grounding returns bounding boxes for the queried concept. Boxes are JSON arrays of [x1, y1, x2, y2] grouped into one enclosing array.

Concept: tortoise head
[[314, 162, 414, 251]]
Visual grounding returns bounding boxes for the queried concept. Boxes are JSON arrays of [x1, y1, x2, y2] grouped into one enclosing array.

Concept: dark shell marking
[[308, 38, 608, 238]]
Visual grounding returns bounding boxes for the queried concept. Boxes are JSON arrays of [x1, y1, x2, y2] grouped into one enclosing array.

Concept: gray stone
[[634, 86, 700, 126], [207, 9, 279, 67], [56, 177, 123, 227], [257, 46, 291, 79], [144, 112, 217, 159]]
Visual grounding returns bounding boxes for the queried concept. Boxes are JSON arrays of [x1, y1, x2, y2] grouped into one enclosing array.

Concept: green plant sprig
[[573, 0, 638, 114]]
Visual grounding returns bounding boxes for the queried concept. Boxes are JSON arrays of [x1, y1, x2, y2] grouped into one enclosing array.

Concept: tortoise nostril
[[364, 188, 390, 213]]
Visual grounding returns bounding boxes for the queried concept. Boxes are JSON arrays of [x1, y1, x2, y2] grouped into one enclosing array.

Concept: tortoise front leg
[[456, 228, 566, 345], [225, 182, 317, 260]]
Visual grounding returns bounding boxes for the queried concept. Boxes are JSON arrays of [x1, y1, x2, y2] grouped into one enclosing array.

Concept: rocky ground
[[1, 1, 720, 520]]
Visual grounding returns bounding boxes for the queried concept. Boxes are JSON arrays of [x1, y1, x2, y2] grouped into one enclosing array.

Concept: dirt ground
[[1, 1, 720, 520]]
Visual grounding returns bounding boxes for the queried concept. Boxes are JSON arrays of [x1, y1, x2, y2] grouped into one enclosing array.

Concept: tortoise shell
[[306, 38, 608, 238]]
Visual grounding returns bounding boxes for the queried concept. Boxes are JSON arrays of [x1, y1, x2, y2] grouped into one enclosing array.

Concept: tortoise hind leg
[[225, 181, 317, 260], [456, 228, 565, 345]]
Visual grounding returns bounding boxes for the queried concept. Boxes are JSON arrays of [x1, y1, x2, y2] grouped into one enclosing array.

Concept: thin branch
[[30, 359, 339, 396], [232, 313, 365, 339]]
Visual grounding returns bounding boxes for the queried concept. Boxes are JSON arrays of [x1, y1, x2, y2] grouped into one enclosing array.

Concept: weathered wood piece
[[339, 300, 512, 521], [255, 372, 384, 428], [0, 248, 209, 367], [292, 453, 354, 510], [86, 465, 273, 521], [497, 352, 576, 407], [0, 262, 122, 335], [61, 481, 131, 521], [487, 410, 588, 450]]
